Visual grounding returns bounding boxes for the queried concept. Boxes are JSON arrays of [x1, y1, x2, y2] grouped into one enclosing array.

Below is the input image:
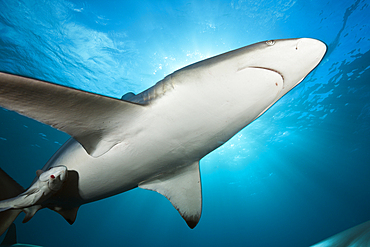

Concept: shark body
[[311, 220, 370, 247], [0, 38, 326, 234]]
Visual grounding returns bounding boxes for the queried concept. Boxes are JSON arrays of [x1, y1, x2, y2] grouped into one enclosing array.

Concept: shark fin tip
[[186, 218, 199, 229], [139, 161, 202, 229]]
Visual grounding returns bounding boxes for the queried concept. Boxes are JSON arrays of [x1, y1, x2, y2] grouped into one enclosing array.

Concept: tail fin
[[0, 168, 24, 236], [1, 223, 17, 245]]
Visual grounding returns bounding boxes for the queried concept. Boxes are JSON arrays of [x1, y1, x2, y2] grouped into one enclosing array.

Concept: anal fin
[[139, 161, 202, 229]]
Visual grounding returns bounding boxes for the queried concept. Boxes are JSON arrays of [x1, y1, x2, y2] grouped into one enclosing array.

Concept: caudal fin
[[0, 168, 24, 236], [1, 223, 17, 245]]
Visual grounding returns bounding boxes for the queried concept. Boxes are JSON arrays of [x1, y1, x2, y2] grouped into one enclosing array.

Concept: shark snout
[[47, 166, 68, 191], [296, 38, 327, 60], [259, 38, 327, 101]]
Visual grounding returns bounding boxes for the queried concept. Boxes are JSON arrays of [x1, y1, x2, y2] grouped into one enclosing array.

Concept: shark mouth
[[248, 66, 285, 82]]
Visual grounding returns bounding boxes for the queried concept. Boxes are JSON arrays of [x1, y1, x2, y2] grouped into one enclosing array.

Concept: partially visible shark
[[0, 38, 326, 234], [311, 220, 370, 247], [0, 224, 42, 247]]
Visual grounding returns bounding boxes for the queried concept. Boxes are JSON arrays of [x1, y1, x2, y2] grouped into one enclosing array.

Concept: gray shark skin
[[0, 38, 326, 233], [0, 224, 42, 247], [311, 220, 370, 247]]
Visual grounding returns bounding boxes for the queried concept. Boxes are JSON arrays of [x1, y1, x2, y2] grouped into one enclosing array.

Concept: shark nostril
[[295, 39, 301, 50]]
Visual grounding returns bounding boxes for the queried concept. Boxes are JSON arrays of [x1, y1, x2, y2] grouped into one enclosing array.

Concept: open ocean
[[0, 0, 369, 246]]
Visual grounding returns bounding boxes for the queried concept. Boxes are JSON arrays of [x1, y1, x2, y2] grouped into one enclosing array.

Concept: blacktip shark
[[1, 224, 42, 247], [0, 38, 326, 234], [311, 220, 370, 247]]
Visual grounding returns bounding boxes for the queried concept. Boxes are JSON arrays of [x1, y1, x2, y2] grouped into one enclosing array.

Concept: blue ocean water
[[0, 0, 369, 246]]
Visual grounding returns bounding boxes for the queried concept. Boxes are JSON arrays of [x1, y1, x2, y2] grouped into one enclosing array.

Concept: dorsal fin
[[36, 170, 43, 177], [121, 92, 136, 101], [139, 161, 202, 228], [0, 72, 146, 157]]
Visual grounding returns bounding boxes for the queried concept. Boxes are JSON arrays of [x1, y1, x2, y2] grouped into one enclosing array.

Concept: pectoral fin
[[53, 207, 80, 225], [139, 161, 202, 229], [0, 72, 146, 157], [22, 205, 42, 223]]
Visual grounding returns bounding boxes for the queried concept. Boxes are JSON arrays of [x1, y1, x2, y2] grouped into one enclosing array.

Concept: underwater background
[[0, 0, 369, 246]]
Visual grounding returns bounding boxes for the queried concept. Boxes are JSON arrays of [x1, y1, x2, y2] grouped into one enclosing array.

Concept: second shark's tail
[[0, 168, 24, 236]]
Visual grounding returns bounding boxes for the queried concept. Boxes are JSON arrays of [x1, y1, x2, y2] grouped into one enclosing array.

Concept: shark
[[0, 38, 326, 235], [311, 220, 370, 247], [0, 224, 42, 247]]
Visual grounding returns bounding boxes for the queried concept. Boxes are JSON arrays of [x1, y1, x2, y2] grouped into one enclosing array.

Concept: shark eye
[[266, 40, 275, 46], [50, 175, 55, 179]]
